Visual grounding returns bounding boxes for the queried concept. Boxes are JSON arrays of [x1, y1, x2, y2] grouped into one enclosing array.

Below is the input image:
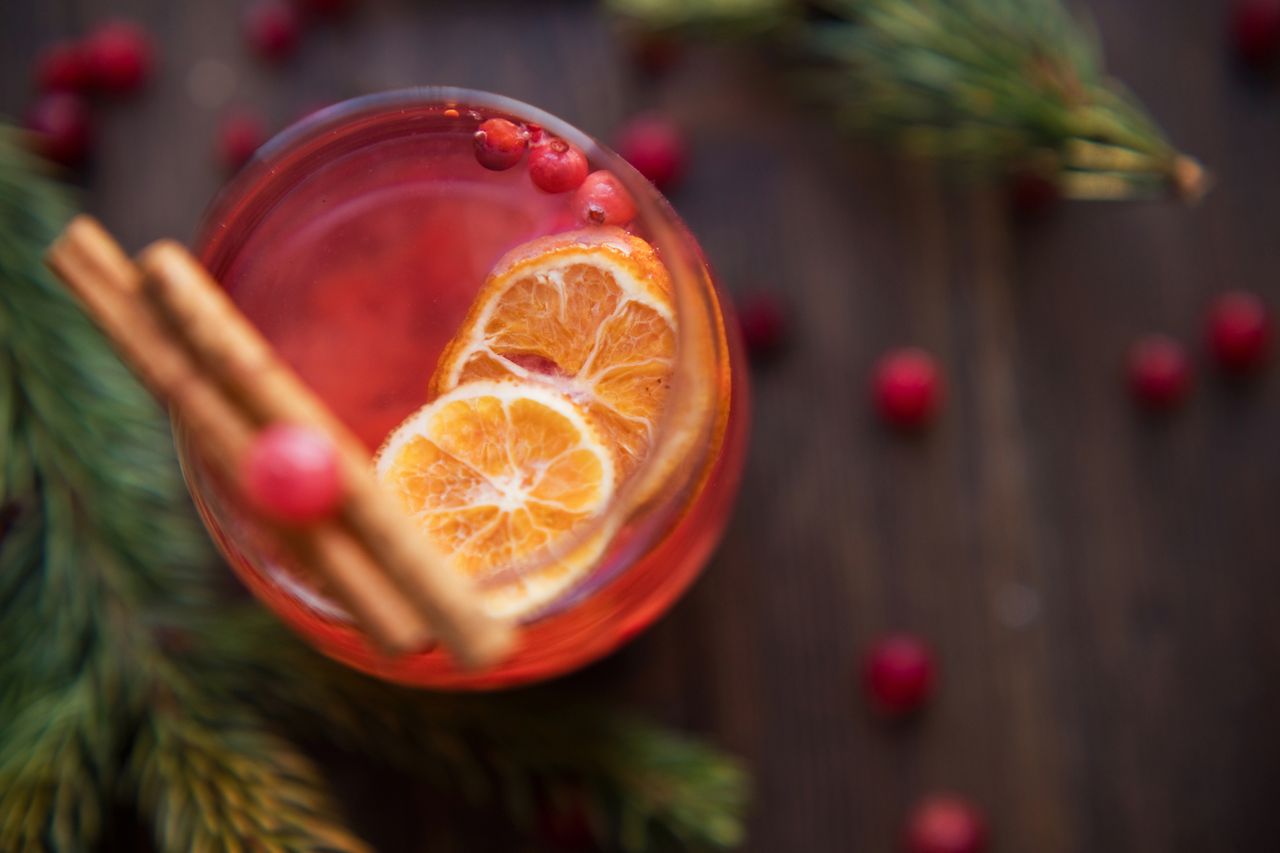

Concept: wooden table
[[4, 1, 1278, 850]]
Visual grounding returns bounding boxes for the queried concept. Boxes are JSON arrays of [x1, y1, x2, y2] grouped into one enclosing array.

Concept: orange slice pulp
[[429, 227, 677, 478], [374, 380, 617, 618]]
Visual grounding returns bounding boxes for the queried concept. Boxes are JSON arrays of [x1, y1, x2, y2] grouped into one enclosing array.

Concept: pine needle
[[130, 697, 369, 853], [193, 608, 750, 852], [609, 0, 1206, 200]]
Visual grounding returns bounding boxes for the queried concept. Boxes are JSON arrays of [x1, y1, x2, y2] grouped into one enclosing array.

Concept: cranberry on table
[[83, 20, 154, 93], [245, 0, 301, 63], [1007, 170, 1060, 219], [1207, 291, 1271, 374], [218, 111, 268, 173], [904, 795, 988, 853], [573, 170, 637, 227], [297, 0, 357, 18], [34, 40, 90, 92], [241, 424, 343, 525], [473, 117, 529, 171], [1231, 0, 1280, 66], [872, 348, 943, 430], [1128, 335, 1192, 411], [628, 33, 683, 76], [737, 292, 788, 360], [614, 113, 686, 191], [25, 93, 93, 167], [862, 633, 936, 717], [537, 798, 596, 851], [528, 137, 589, 193]]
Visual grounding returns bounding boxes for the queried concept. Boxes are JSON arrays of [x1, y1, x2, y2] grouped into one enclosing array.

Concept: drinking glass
[[179, 88, 748, 688]]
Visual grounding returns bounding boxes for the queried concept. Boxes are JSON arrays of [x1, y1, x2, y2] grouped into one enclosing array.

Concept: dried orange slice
[[374, 380, 616, 618], [430, 227, 676, 478]]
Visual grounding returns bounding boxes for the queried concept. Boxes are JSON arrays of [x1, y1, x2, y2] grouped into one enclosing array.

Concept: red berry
[[83, 20, 154, 93], [1232, 0, 1280, 66], [1207, 291, 1271, 374], [615, 114, 686, 191], [245, 0, 301, 63], [528, 137, 589, 193], [297, 0, 356, 18], [537, 790, 596, 851], [25, 93, 93, 167], [1128, 335, 1192, 411], [1008, 170, 1059, 219], [573, 170, 637, 227], [473, 118, 528, 171], [872, 348, 943, 430], [242, 424, 343, 524], [737, 292, 787, 359], [628, 33, 683, 76], [904, 796, 988, 853], [34, 40, 90, 92], [862, 634, 936, 717], [218, 111, 268, 173]]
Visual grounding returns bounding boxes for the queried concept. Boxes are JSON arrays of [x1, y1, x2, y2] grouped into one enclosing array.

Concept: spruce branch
[[609, 0, 1207, 201], [131, 696, 369, 853], [0, 683, 109, 852], [194, 609, 750, 852]]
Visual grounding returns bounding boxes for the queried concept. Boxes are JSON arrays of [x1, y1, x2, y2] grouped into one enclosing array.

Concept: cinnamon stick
[[46, 216, 432, 655], [137, 240, 515, 669]]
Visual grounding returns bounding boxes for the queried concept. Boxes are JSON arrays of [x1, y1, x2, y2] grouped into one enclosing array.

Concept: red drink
[[186, 89, 748, 688]]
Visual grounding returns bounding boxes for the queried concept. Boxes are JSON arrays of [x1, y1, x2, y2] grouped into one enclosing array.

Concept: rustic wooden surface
[[4, 1, 1280, 851]]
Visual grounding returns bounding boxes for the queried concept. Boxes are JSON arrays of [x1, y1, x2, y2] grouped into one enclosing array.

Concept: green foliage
[[194, 607, 749, 852], [131, 698, 369, 853], [0, 128, 748, 852], [609, 0, 1205, 200]]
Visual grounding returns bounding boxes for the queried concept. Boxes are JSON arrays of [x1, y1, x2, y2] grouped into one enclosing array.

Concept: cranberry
[[83, 20, 153, 93], [218, 111, 268, 172], [153, 625, 194, 656], [862, 634, 936, 717], [903, 795, 988, 853], [34, 40, 90, 92], [1206, 291, 1271, 374], [737, 292, 787, 359], [528, 137, 589, 193], [573, 170, 637, 227], [614, 113, 686, 191], [537, 790, 596, 851], [872, 348, 943, 430], [628, 33, 683, 76], [1232, 0, 1280, 66], [242, 424, 343, 525], [1007, 170, 1060, 219], [297, 0, 356, 19], [25, 93, 93, 167], [245, 0, 301, 63], [473, 117, 528, 171], [1128, 335, 1192, 411]]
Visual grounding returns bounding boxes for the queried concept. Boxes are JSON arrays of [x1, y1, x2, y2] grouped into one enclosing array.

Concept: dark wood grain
[[4, 0, 1280, 851]]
